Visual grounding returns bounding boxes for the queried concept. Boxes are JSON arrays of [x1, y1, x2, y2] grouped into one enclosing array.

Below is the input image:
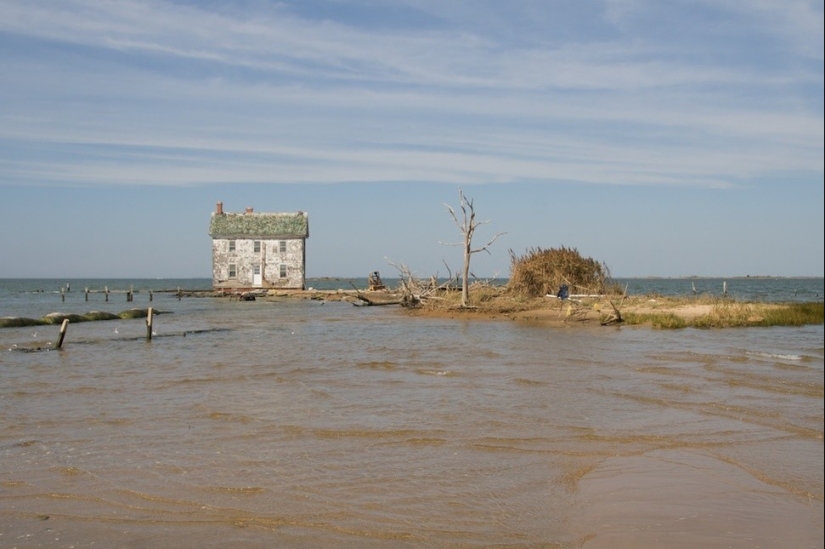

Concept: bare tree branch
[[442, 188, 506, 307]]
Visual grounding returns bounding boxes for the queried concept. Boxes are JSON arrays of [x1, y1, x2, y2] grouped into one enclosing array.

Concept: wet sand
[[571, 449, 823, 548]]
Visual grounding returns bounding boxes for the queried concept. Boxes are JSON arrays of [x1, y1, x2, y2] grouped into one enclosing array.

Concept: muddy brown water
[[1, 295, 822, 548]]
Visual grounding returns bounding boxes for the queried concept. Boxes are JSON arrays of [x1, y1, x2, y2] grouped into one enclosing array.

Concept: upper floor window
[[279, 264, 287, 278], [279, 240, 287, 253], [228, 240, 235, 252], [228, 263, 236, 278], [253, 240, 261, 253]]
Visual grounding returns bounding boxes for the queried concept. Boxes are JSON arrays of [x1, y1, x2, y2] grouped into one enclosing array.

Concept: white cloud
[[0, 0, 821, 190], [703, 0, 824, 59]]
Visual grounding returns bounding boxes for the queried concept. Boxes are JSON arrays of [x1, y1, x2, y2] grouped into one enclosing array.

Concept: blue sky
[[0, 0, 822, 279]]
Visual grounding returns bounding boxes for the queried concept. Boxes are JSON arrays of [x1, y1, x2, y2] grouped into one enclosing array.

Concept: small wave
[[53, 466, 88, 476], [747, 351, 803, 361], [357, 360, 397, 370], [207, 411, 254, 423], [203, 486, 265, 495], [515, 378, 549, 386], [416, 369, 454, 376]]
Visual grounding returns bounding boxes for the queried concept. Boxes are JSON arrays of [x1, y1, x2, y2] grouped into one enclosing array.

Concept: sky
[[0, 0, 822, 279]]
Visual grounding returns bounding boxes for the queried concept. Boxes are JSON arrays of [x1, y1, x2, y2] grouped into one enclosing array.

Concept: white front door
[[253, 264, 262, 286]]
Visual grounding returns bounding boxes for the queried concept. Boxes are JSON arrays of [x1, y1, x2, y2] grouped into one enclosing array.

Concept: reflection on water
[[0, 284, 823, 548]]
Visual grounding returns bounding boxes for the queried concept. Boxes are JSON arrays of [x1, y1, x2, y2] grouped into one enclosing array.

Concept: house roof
[[209, 211, 309, 239]]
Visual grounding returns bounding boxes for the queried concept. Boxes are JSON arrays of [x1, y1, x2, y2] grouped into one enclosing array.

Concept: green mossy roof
[[209, 212, 309, 238]]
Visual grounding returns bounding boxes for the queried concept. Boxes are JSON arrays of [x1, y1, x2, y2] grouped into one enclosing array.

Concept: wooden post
[[56, 319, 69, 349], [61, 288, 65, 302], [146, 307, 154, 341], [85, 288, 89, 301], [149, 290, 153, 302], [723, 281, 727, 297], [177, 287, 182, 301], [105, 286, 109, 302]]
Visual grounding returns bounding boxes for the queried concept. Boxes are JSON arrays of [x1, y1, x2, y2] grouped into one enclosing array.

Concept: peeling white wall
[[212, 237, 305, 290]]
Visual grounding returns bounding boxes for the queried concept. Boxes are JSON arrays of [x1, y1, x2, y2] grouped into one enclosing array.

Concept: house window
[[279, 240, 287, 253], [228, 240, 235, 252], [254, 240, 261, 253], [279, 264, 287, 278], [229, 263, 236, 278]]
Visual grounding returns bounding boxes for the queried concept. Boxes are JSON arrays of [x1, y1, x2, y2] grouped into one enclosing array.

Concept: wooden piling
[[723, 281, 727, 296], [61, 288, 65, 302], [177, 287, 182, 301], [56, 319, 69, 349], [146, 307, 154, 340], [149, 290, 153, 302], [85, 288, 89, 301], [105, 286, 109, 302]]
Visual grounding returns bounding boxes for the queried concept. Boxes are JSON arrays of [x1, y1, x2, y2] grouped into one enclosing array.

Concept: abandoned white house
[[208, 202, 309, 292]]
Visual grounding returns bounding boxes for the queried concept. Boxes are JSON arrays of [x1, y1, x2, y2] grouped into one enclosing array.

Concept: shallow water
[[1, 282, 823, 548]]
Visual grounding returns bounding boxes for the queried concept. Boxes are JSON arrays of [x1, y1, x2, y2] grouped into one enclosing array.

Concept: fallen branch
[[348, 281, 403, 307], [601, 284, 628, 325]]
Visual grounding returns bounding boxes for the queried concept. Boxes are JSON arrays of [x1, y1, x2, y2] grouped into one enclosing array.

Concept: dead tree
[[442, 188, 506, 307]]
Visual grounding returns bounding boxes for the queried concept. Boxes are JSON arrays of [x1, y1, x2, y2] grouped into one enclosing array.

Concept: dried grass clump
[[762, 302, 824, 326], [693, 301, 824, 328], [623, 311, 688, 329], [507, 246, 619, 298], [623, 301, 823, 329]]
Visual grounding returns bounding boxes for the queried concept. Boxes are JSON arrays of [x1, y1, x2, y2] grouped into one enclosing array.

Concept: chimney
[[245, 207, 254, 214], [216, 201, 223, 214]]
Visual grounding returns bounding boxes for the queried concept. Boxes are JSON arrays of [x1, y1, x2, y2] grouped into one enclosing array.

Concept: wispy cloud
[[0, 0, 821, 188]]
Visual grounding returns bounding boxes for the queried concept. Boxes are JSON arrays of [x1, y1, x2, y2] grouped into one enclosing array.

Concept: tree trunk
[[461, 234, 471, 307]]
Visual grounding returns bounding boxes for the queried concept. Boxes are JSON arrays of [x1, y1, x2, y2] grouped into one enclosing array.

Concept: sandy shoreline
[[3, 286, 807, 330], [257, 288, 797, 328]]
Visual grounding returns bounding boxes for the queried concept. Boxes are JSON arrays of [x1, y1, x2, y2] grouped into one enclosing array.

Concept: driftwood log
[[348, 282, 403, 307], [600, 285, 628, 325]]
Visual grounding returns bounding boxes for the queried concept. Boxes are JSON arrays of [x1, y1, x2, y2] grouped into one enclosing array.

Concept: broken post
[[56, 319, 69, 349], [146, 307, 154, 340]]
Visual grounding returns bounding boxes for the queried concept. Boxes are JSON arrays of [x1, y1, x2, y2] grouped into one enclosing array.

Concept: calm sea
[[1, 278, 823, 548]]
